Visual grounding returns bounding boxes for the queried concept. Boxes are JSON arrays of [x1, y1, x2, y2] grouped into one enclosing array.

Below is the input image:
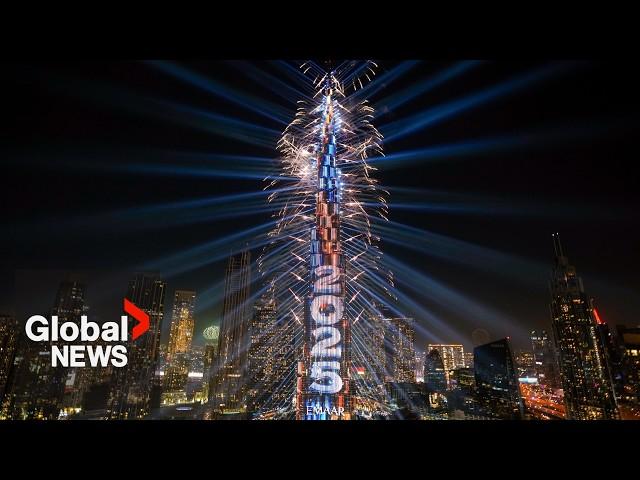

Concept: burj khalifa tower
[[297, 75, 351, 420]]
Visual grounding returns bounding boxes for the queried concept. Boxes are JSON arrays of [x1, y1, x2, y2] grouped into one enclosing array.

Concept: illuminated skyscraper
[[549, 234, 618, 419], [75, 333, 113, 414], [530, 330, 560, 388], [248, 294, 294, 414], [615, 325, 640, 417], [164, 290, 196, 392], [387, 381, 428, 419], [474, 338, 523, 419], [5, 336, 61, 419], [108, 273, 166, 419], [594, 314, 624, 402], [298, 76, 351, 421], [7, 280, 85, 419], [424, 349, 447, 393], [167, 291, 197, 360], [261, 64, 389, 420], [211, 250, 252, 412], [47, 281, 88, 412], [415, 352, 425, 383], [349, 310, 387, 416], [450, 367, 475, 393], [387, 316, 416, 384], [248, 294, 275, 411], [202, 325, 219, 400], [427, 344, 465, 387], [463, 352, 474, 370], [360, 310, 387, 386], [515, 350, 536, 378], [0, 315, 19, 415], [448, 366, 482, 419]]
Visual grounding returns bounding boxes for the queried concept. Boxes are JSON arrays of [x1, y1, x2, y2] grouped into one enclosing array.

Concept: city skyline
[[1, 238, 639, 420], [2, 231, 633, 353], [1, 59, 639, 421]]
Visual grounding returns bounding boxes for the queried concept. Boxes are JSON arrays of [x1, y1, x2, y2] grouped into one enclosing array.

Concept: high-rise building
[[426, 344, 465, 387], [297, 82, 351, 421], [474, 338, 523, 419], [76, 332, 113, 415], [248, 294, 276, 411], [7, 280, 85, 419], [359, 310, 387, 386], [614, 325, 640, 412], [447, 366, 479, 418], [349, 309, 388, 414], [0, 315, 19, 414], [164, 290, 196, 393], [515, 350, 536, 378], [530, 330, 560, 388], [247, 294, 294, 414], [463, 351, 474, 370], [108, 273, 166, 419], [167, 291, 197, 361], [449, 367, 475, 393], [549, 234, 618, 420], [386, 316, 416, 383], [202, 325, 220, 400], [424, 349, 447, 393], [594, 314, 624, 401], [386, 381, 428, 419], [415, 351, 425, 383], [211, 251, 252, 412], [54, 281, 94, 412]]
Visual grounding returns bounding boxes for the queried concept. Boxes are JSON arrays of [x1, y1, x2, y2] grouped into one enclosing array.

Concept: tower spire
[[556, 232, 565, 257], [552, 232, 565, 258]]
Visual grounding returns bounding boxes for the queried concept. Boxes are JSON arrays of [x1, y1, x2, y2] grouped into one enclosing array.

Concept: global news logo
[[24, 299, 149, 368]]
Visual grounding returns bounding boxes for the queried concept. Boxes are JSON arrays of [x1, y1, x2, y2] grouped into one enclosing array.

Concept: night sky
[[1, 60, 639, 351]]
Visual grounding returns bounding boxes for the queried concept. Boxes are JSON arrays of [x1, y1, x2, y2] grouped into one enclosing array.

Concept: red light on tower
[[593, 308, 604, 325]]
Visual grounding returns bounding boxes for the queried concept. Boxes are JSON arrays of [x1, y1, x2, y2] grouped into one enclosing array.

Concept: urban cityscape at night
[[1, 60, 639, 422]]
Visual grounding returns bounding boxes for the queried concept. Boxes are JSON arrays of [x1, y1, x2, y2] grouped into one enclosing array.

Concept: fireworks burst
[[257, 61, 399, 417]]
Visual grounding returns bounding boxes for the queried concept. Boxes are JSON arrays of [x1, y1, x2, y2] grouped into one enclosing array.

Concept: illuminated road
[[520, 383, 566, 420]]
